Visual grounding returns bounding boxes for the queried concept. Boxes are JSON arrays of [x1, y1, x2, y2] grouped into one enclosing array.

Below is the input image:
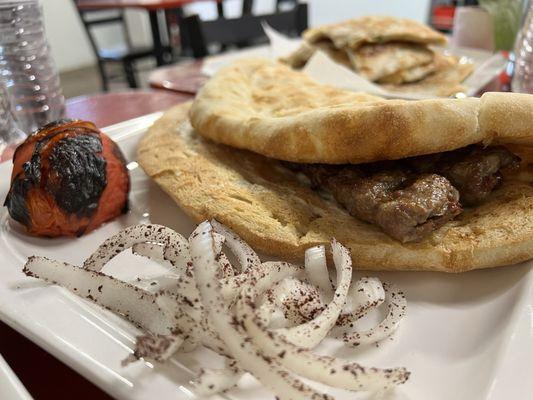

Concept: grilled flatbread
[[377, 53, 452, 85], [189, 59, 533, 164], [382, 55, 475, 96], [304, 16, 447, 50], [138, 103, 533, 272], [347, 42, 434, 81], [280, 41, 352, 70], [279, 41, 316, 69], [377, 61, 436, 84]]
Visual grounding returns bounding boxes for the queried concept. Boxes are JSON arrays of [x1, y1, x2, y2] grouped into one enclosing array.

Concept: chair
[[165, 0, 264, 58], [180, 2, 308, 59], [72, 4, 159, 91]]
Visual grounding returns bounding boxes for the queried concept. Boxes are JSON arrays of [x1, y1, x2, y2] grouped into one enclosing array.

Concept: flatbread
[[313, 41, 352, 69], [304, 16, 447, 50], [377, 53, 444, 85], [279, 41, 315, 69], [189, 59, 533, 164], [347, 42, 434, 82], [138, 103, 533, 272], [377, 61, 436, 84], [382, 55, 475, 96]]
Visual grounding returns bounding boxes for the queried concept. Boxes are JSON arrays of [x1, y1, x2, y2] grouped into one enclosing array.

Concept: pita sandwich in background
[[281, 16, 474, 97], [381, 54, 475, 97], [139, 59, 533, 273], [303, 16, 448, 50]]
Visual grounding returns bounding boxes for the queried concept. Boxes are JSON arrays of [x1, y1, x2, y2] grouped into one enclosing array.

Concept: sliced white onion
[[337, 283, 407, 346], [211, 219, 261, 273], [24, 220, 410, 399], [237, 286, 410, 391], [190, 221, 331, 400], [132, 242, 165, 262], [265, 277, 325, 326], [24, 256, 172, 335], [304, 245, 333, 299], [122, 334, 183, 365], [334, 277, 385, 332], [275, 239, 352, 349], [83, 224, 189, 274], [220, 261, 303, 302], [191, 358, 244, 395]]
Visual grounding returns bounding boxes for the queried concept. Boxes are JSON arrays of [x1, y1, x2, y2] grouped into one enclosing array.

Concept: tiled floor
[[59, 59, 156, 99]]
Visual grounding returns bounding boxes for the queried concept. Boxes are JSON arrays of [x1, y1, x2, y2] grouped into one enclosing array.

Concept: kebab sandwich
[[281, 16, 474, 97], [138, 59, 533, 272]]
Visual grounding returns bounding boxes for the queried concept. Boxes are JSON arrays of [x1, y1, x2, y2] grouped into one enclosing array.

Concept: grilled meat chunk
[[292, 145, 519, 242], [374, 174, 461, 242], [435, 146, 520, 205], [406, 145, 520, 205], [302, 165, 461, 242]]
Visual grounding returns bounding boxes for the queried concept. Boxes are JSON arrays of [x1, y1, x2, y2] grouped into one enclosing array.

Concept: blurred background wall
[[43, 0, 431, 72]]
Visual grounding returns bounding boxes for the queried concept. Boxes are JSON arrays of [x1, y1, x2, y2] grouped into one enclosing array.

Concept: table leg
[[149, 10, 165, 66], [166, 7, 190, 58]]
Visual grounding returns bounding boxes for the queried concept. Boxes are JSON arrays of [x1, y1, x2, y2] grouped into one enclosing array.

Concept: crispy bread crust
[[139, 103, 533, 272], [189, 59, 533, 164]]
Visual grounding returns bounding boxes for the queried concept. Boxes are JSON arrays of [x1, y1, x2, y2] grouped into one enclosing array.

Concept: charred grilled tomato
[[4, 119, 130, 237]]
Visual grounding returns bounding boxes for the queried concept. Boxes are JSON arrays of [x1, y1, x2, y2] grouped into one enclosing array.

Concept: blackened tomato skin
[[85, 133, 130, 234], [4, 119, 130, 237]]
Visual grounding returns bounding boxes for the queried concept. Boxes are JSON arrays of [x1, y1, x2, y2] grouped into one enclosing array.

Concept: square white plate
[[0, 113, 531, 400]]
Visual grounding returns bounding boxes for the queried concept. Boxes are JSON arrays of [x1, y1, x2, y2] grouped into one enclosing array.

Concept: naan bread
[[347, 42, 434, 81], [138, 103, 533, 272], [304, 16, 447, 50], [189, 59, 533, 164]]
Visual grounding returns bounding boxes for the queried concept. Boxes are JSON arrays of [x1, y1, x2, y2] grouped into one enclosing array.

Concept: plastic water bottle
[[0, 81, 25, 159], [0, 0, 64, 135], [512, 2, 533, 93]]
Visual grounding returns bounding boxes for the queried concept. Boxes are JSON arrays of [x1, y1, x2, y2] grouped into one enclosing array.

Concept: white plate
[[0, 113, 532, 400], [0, 354, 32, 400]]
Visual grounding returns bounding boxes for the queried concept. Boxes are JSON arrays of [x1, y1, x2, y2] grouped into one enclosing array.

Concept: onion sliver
[[24, 256, 172, 335], [338, 283, 407, 346], [265, 277, 324, 326], [83, 224, 188, 273], [123, 334, 183, 365], [211, 219, 261, 273], [132, 242, 166, 263], [304, 245, 333, 299], [190, 221, 332, 400], [275, 239, 352, 349], [220, 261, 303, 302], [192, 359, 244, 395], [237, 286, 410, 391], [334, 277, 385, 332]]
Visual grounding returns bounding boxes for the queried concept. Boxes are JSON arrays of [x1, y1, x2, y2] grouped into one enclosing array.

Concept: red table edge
[[75, 0, 220, 11]]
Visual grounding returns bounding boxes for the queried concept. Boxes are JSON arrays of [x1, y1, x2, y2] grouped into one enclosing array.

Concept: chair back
[[182, 2, 308, 58], [72, 1, 132, 57]]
